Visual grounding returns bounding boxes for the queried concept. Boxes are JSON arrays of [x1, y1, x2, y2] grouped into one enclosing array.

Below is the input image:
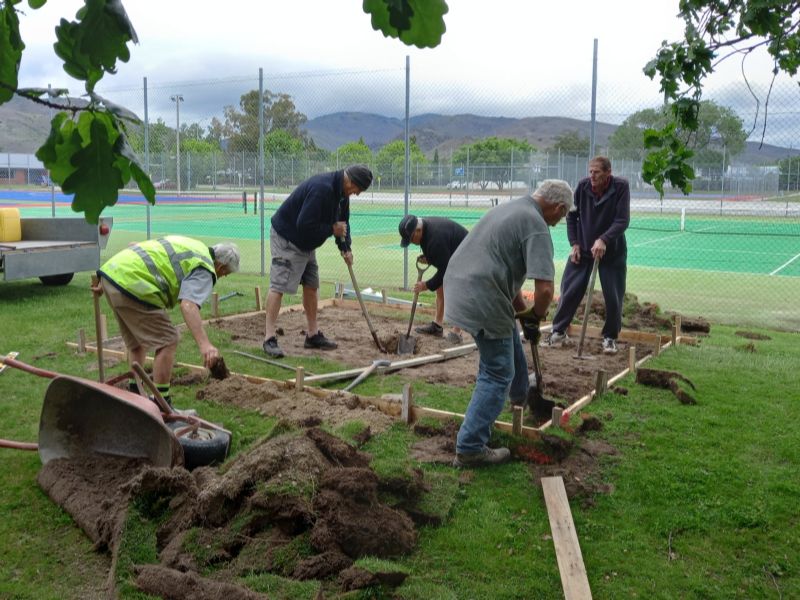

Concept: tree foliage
[[336, 138, 373, 166], [375, 139, 427, 182], [642, 1, 800, 196], [221, 89, 311, 153], [0, 0, 443, 222], [609, 100, 747, 164], [551, 130, 590, 156], [452, 137, 534, 190]]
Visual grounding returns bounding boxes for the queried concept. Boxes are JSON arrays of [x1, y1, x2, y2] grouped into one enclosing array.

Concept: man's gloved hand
[[515, 306, 543, 344]]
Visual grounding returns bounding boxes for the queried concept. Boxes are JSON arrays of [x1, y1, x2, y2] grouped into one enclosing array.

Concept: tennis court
[[4, 190, 798, 279]]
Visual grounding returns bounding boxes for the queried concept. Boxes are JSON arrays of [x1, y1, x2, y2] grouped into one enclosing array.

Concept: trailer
[[0, 209, 113, 285]]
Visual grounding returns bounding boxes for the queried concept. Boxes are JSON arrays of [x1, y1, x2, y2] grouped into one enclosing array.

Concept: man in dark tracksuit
[[263, 165, 373, 358], [546, 156, 630, 354], [399, 215, 468, 344]]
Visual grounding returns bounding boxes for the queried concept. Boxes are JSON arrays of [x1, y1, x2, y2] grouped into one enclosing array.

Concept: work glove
[[515, 306, 544, 345]]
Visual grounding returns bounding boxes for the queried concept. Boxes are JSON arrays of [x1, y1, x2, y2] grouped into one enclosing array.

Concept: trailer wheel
[[39, 273, 74, 286], [168, 421, 230, 470]]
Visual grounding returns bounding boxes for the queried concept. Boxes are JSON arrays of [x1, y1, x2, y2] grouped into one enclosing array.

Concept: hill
[[2, 98, 798, 164], [303, 112, 618, 155]]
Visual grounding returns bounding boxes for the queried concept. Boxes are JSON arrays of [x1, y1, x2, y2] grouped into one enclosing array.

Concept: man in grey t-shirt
[[445, 180, 574, 468]]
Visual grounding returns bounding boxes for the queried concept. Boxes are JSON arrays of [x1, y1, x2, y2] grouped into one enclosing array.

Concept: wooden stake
[[512, 405, 523, 435], [674, 314, 682, 346], [401, 383, 413, 424], [77, 328, 86, 353], [628, 346, 636, 373], [212, 292, 219, 318], [541, 476, 593, 600], [654, 334, 662, 356], [594, 369, 608, 397], [99, 314, 108, 342], [552, 406, 564, 429], [90, 275, 105, 382], [336, 282, 345, 300], [255, 286, 262, 311], [381, 288, 387, 304], [295, 366, 304, 391]]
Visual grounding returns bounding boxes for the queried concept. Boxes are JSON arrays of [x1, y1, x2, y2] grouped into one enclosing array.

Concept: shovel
[[398, 255, 431, 355], [341, 245, 387, 353], [521, 326, 557, 419], [574, 256, 600, 360]]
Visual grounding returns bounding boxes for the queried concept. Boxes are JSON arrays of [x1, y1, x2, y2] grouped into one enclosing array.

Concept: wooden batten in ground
[[565, 323, 695, 346], [66, 342, 401, 418], [537, 336, 678, 430], [542, 476, 593, 599]]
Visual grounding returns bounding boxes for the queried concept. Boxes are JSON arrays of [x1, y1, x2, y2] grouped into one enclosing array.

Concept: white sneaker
[[542, 331, 569, 347], [602, 338, 618, 355]]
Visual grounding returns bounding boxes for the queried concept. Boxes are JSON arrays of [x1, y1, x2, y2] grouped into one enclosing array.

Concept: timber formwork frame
[[71, 287, 695, 441]]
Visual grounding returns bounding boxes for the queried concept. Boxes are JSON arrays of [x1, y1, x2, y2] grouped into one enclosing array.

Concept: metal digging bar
[[574, 256, 600, 360]]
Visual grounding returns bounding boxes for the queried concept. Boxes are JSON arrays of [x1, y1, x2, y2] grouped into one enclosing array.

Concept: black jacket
[[271, 170, 351, 252], [420, 217, 468, 291]]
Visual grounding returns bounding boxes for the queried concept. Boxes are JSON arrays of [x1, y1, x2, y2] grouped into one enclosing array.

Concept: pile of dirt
[[40, 427, 428, 597], [197, 374, 395, 433]]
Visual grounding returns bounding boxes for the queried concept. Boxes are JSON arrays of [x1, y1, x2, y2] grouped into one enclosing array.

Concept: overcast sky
[[15, 0, 792, 141]]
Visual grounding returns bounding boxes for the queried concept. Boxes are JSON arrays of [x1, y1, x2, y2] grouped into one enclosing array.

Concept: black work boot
[[415, 321, 444, 337], [304, 330, 338, 350], [263, 336, 285, 358]]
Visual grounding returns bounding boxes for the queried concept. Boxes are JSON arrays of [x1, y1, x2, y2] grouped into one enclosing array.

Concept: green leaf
[[35, 112, 82, 184], [89, 91, 141, 123], [0, 1, 25, 104], [54, 0, 138, 92], [115, 131, 155, 204], [61, 115, 124, 223], [363, 0, 447, 49], [27, 0, 46, 8]]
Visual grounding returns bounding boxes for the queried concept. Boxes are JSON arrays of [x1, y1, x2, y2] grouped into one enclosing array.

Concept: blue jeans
[[456, 329, 528, 455]]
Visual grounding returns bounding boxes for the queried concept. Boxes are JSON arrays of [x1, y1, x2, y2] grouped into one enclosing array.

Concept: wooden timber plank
[[66, 342, 401, 417], [541, 476, 593, 600]]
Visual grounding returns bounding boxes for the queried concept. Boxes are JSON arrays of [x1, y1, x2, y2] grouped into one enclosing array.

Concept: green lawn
[[1, 272, 799, 598]]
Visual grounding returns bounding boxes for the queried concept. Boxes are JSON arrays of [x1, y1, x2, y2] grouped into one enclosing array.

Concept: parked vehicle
[[0, 209, 112, 285]]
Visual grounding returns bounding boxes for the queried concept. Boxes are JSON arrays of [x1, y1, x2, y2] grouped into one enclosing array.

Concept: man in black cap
[[263, 165, 373, 358], [399, 214, 469, 343]]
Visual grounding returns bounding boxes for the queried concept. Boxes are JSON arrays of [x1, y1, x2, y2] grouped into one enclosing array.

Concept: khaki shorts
[[269, 227, 320, 294], [101, 279, 179, 351]]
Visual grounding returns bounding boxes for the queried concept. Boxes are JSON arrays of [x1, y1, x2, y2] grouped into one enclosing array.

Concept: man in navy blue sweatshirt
[[545, 156, 630, 354], [263, 165, 373, 358]]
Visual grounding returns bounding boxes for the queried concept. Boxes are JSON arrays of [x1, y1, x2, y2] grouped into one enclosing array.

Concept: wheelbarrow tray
[[39, 375, 183, 468]]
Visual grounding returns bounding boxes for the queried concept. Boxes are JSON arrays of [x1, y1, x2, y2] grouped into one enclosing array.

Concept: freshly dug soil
[[135, 564, 269, 599], [197, 374, 396, 432], [213, 304, 655, 405], [636, 367, 698, 405]]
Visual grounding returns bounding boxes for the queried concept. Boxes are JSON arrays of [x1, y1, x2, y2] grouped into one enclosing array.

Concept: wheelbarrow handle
[[0, 356, 58, 379]]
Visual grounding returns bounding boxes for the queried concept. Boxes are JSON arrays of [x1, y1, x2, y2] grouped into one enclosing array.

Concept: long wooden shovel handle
[[345, 260, 387, 353], [404, 257, 431, 337], [575, 257, 600, 358]]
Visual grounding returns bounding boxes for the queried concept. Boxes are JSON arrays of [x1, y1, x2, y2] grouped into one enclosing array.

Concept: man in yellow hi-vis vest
[[94, 236, 240, 404]]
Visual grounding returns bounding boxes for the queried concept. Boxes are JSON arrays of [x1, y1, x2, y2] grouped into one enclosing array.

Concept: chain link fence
[[3, 60, 799, 331]]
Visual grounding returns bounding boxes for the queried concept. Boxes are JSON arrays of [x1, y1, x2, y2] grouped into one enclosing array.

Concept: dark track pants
[[551, 251, 627, 340]]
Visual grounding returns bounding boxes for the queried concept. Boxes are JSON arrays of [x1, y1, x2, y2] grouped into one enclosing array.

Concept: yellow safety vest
[[100, 236, 215, 308]]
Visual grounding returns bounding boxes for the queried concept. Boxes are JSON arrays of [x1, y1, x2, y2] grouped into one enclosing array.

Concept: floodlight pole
[[171, 94, 184, 196]]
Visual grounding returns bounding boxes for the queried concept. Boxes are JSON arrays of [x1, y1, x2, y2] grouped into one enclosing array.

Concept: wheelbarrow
[[0, 356, 227, 469]]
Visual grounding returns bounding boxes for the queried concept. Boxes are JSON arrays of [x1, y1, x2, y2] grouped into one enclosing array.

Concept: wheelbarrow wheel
[[167, 421, 230, 470]]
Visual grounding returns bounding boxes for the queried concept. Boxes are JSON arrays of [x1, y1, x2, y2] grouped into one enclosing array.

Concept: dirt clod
[[209, 356, 231, 380], [636, 368, 697, 405], [135, 564, 269, 599], [735, 330, 771, 341]]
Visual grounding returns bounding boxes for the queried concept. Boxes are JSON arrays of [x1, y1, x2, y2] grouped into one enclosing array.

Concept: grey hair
[[211, 242, 240, 273], [532, 179, 574, 212]]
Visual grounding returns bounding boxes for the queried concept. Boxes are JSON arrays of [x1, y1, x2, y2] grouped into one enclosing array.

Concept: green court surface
[[14, 199, 800, 279]]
